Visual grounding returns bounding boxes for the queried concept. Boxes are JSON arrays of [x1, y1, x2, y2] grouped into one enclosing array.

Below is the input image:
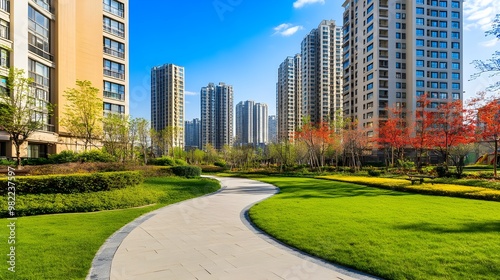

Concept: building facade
[[151, 63, 185, 151], [276, 54, 301, 142], [0, 0, 129, 159], [268, 115, 277, 143], [184, 118, 201, 150], [301, 20, 343, 125], [235, 100, 268, 147], [342, 0, 463, 145], [200, 82, 233, 150]]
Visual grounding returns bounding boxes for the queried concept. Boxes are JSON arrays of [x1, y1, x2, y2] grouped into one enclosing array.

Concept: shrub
[[200, 165, 226, 173], [76, 150, 115, 163], [0, 159, 15, 166], [435, 166, 447, 178], [150, 156, 175, 166], [21, 157, 51, 166], [0, 171, 143, 195], [174, 159, 188, 166], [48, 150, 77, 164], [214, 160, 227, 168], [171, 166, 202, 178], [368, 169, 381, 177]]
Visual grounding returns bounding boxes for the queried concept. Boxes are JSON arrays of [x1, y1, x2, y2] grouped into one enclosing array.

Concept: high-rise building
[[201, 82, 233, 150], [235, 101, 268, 147], [235, 100, 254, 146], [342, 0, 463, 142], [277, 54, 301, 142], [151, 64, 185, 151], [268, 115, 278, 143], [0, 0, 129, 159], [185, 118, 201, 150], [301, 20, 343, 125], [253, 103, 268, 146]]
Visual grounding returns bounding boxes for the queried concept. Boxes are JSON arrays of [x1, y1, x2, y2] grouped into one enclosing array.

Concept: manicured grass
[[0, 177, 220, 280], [249, 177, 500, 280]]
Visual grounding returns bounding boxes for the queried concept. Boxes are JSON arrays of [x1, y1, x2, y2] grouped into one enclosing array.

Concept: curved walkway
[[88, 176, 379, 280]]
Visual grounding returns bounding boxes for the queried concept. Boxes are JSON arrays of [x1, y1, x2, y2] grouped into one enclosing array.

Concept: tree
[[0, 68, 52, 166], [60, 80, 103, 151], [377, 105, 409, 167], [410, 94, 433, 170], [471, 14, 500, 91], [429, 100, 474, 170], [472, 92, 500, 177], [135, 118, 150, 164], [102, 114, 129, 162], [449, 143, 476, 178]]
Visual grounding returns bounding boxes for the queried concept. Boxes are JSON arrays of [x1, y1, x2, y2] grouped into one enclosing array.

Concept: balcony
[[103, 46, 125, 59], [28, 72, 49, 89], [32, 0, 53, 14], [28, 44, 53, 61], [103, 24, 124, 38], [103, 90, 125, 101], [41, 123, 55, 132], [103, 69, 124, 80], [103, 3, 124, 18], [0, 0, 9, 13]]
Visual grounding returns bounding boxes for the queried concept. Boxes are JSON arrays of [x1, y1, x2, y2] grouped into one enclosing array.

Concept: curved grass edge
[[317, 175, 500, 202]]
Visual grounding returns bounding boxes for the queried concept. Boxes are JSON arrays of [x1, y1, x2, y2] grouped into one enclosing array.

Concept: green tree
[[102, 114, 129, 162], [0, 68, 53, 166], [60, 80, 103, 151], [135, 118, 150, 164]]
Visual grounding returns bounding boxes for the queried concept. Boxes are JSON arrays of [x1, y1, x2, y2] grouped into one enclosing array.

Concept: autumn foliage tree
[[377, 105, 409, 167], [410, 95, 433, 170]]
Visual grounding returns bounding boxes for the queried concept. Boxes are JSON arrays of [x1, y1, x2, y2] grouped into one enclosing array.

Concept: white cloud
[[184, 91, 198, 96], [293, 0, 325, 9], [273, 23, 303, 37], [464, 0, 500, 31], [480, 37, 500, 47]]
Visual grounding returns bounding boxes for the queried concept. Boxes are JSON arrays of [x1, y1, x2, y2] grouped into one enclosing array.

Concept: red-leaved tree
[[377, 105, 410, 167]]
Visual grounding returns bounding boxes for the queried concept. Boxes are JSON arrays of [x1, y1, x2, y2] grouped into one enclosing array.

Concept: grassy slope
[[249, 177, 500, 280], [0, 177, 219, 280]]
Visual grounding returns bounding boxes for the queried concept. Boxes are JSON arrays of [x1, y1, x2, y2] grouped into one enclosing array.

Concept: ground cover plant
[[249, 177, 500, 280], [0, 176, 220, 279]]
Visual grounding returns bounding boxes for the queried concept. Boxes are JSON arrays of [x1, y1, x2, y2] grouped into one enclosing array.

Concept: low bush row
[[22, 150, 115, 166], [0, 186, 163, 217], [171, 166, 202, 178], [0, 171, 143, 195], [148, 156, 188, 166], [318, 175, 500, 202]]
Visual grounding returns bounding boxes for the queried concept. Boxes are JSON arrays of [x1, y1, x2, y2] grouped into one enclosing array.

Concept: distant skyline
[[129, 0, 500, 122]]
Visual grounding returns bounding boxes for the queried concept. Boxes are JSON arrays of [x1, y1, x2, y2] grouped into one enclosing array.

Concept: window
[[439, 21, 447, 28], [440, 72, 448, 79], [439, 1, 447, 7], [452, 21, 460, 29], [431, 51, 439, 58], [103, 81, 125, 100], [416, 0, 424, 3], [440, 82, 447, 89], [416, 49, 424, 57], [452, 93, 460, 100], [416, 70, 424, 77], [367, 54, 373, 62], [103, 0, 125, 18], [416, 18, 424, 25], [103, 16, 125, 38], [439, 11, 447, 17], [452, 42, 460, 49], [367, 23, 374, 32], [439, 62, 447, 69], [416, 29, 424, 36], [367, 83, 373, 90], [0, 0, 9, 13], [451, 32, 460, 39], [367, 73, 373, 80], [103, 102, 125, 114], [440, 93, 448, 99], [452, 52, 460, 59], [0, 19, 8, 40], [28, 5, 52, 60], [367, 14, 374, 24], [103, 37, 125, 58], [33, 0, 51, 13], [440, 31, 447, 38], [452, 83, 460, 90], [28, 59, 50, 89], [439, 42, 447, 48], [416, 39, 424, 46], [452, 1, 460, 8], [416, 60, 424, 67], [440, 52, 447, 58], [366, 43, 373, 52], [367, 63, 373, 71], [103, 59, 125, 79], [416, 7, 424, 14], [0, 48, 8, 68], [452, 73, 460, 80], [452, 62, 460, 69], [452, 12, 460, 18], [367, 34, 373, 42], [416, 80, 425, 87]]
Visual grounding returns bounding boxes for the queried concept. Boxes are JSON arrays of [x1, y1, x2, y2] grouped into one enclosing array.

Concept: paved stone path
[[89, 176, 379, 280]]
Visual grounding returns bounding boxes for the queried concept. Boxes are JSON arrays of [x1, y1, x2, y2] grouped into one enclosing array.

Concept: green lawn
[[0, 177, 219, 280], [249, 177, 500, 280]]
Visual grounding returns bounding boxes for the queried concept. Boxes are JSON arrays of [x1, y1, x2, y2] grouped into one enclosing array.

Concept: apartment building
[[342, 0, 463, 144], [185, 118, 201, 150], [276, 54, 301, 142], [200, 82, 233, 150], [268, 115, 277, 143], [151, 63, 185, 151], [301, 20, 343, 125], [0, 0, 129, 159], [236, 100, 268, 147]]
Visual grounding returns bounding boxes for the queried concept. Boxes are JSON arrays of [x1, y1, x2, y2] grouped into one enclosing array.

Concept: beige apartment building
[[342, 0, 463, 151], [0, 0, 129, 159], [276, 54, 301, 142]]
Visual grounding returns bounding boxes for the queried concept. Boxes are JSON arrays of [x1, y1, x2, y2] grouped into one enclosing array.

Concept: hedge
[[171, 166, 202, 178], [0, 171, 143, 195], [318, 175, 500, 202]]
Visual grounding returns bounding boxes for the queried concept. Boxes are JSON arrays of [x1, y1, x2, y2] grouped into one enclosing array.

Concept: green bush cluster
[[200, 165, 227, 173], [0, 159, 15, 166], [368, 169, 381, 177], [149, 156, 175, 166], [214, 160, 227, 168], [171, 166, 202, 178], [21, 150, 115, 166], [0, 171, 143, 195], [0, 186, 162, 217]]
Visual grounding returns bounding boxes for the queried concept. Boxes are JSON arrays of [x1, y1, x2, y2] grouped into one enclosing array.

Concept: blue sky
[[129, 0, 500, 121]]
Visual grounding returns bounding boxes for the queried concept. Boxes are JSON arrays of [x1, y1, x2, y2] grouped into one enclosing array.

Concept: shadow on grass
[[395, 221, 500, 233], [267, 179, 413, 200]]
